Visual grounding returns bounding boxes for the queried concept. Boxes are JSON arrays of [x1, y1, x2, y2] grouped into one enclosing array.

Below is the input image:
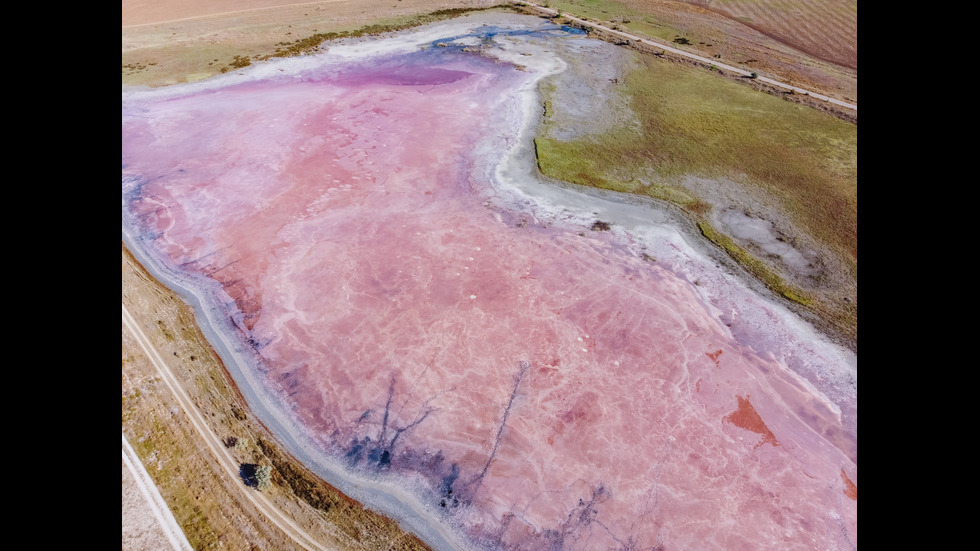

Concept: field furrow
[[784, 8, 847, 62], [707, 0, 856, 68], [791, 0, 856, 56]]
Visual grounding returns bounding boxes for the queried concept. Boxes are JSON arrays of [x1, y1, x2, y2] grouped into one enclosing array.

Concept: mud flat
[[123, 12, 856, 550]]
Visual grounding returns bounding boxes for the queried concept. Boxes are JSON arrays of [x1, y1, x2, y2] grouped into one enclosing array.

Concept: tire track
[[122, 304, 330, 551], [122, 433, 196, 551]]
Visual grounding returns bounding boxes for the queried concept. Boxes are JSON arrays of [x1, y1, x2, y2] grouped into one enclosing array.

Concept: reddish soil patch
[[724, 395, 779, 448], [841, 468, 857, 500]]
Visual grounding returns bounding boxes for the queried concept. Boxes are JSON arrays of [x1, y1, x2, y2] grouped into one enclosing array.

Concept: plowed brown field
[[694, 0, 857, 69]]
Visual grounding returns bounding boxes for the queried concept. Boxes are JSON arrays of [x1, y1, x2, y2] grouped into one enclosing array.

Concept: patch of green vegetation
[[697, 221, 811, 306], [223, 55, 252, 72], [122, 60, 158, 76], [534, 47, 856, 339], [157, 319, 175, 341], [537, 52, 856, 267], [534, 137, 697, 206]]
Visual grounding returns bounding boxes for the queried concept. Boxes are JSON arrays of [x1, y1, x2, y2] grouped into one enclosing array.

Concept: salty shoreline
[[122, 228, 478, 551]]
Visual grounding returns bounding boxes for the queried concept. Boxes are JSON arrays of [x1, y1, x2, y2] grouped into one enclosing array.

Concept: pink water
[[123, 17, 856, 551]]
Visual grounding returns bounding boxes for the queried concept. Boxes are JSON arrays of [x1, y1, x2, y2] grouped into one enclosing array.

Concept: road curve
[[122, 304, 331, 551], [520, 1, 856, 111]]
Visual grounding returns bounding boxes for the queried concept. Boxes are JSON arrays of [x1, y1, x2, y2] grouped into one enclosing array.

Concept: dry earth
[[122, 0, 503, 86], [122, 433, 194, 551], [690, 0, 857, 70]]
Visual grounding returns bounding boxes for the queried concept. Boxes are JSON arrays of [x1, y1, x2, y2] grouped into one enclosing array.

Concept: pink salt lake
[[123, 15, 856, 551]]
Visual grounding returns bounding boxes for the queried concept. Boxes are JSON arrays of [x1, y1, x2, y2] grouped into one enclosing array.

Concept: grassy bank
[[539, 52, 856, 258], [534, 50, 857, 344]]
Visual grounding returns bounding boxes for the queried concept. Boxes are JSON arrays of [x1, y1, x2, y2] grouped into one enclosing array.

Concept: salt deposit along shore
[[122, 12, 856, 550]]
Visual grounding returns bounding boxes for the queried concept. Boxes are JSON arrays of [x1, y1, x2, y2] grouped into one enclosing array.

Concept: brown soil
[[693, 0, 857, 70], [723, 395, 779, 449], [123, 0, 347, 27], [122, 0, 502, 87], [841, 469, 858, 500]]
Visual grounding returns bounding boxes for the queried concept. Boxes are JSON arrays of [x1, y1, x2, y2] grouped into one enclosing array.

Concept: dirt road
[[122, 244, 432, 551], [122, 433, 195, 551], [123, 303, 330, 551], [520, 1, 856, 110]]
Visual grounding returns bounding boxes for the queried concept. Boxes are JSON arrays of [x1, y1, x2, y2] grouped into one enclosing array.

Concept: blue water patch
[[313, 21, 591, 88], [423, 22, 584, 52]]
